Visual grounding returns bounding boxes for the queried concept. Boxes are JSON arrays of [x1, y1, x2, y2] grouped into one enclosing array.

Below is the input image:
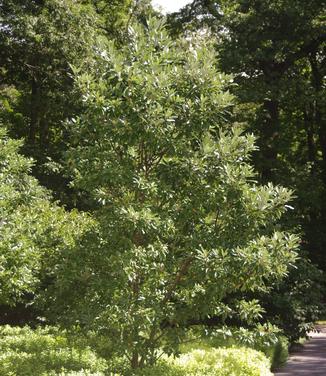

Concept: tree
[[43, 19, 299, 370], [89, 0, 154, 42], [0, 127, 91, 308], [0, 0, 106, 205], [214, 0, 326, 269], [260, 256, 324, 342]]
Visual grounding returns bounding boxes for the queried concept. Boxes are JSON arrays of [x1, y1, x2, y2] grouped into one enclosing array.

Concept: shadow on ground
[[274, 325, 326, 375]]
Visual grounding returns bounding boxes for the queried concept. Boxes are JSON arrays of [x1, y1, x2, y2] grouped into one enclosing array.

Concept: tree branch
[[162, 255, 194, 305]]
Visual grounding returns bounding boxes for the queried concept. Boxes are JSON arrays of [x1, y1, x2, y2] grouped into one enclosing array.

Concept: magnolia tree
[[45, 19, 299, 369]]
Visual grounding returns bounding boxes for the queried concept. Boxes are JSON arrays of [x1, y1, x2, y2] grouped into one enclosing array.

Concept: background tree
[[168, 0, 326, 272], [0, 0, 136, 205], [0, 127, 91, 323]]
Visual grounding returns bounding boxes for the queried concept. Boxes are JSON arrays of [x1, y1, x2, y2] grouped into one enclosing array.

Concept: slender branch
[[214, 207, 219, 231], [162, 255, 194, 305], [146, 148, 167, 174], [125, 0, 140, 34]]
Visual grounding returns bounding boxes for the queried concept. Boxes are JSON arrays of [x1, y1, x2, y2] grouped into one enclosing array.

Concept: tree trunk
[[39, 113, 49, 149], [29, 78, 41, 145], [131, 350, 140, 369], [260, 98, 280, 182], [310, 55, 326, 184], [304, 107, 316, 167]]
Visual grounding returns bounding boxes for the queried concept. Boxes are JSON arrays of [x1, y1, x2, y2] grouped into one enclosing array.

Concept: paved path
[[274, 325, 326, 375]]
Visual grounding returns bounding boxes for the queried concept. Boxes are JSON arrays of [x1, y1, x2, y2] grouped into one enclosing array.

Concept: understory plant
[[0, 325, 108, 375], [178, 323, 288, 370], [139, 347, 272, 376]]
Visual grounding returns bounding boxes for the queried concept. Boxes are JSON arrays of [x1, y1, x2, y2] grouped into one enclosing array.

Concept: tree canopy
[[39, 19, 299, 368]]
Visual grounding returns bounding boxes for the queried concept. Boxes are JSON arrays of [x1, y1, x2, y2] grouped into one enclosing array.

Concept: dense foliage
[[0, 0, 325, 374], [0, 326, 277, 376], [180, 324, 289, 370], [139, 347, 272, 376], [168, 0, 326, 340], [0, 326, 108, 375], [0, 128, 91, 307], [38, 19, 299, 369], [169, 0, 326, 267]]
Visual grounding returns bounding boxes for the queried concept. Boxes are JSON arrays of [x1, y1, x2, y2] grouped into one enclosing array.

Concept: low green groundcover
[[0, 326, 273, 375], [0, 326, 108, 375], [140, 347, 273, 376]]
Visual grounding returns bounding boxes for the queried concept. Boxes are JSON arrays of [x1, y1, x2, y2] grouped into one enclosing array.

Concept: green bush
[[179, 325, 288, 370], [139, 347, 272, 376], [0, 326, 108, 375], [258, 335, 288, 370]]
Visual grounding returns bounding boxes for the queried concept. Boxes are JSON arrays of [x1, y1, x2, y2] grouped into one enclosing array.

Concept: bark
[[310, 54, 326, 184], [162, 256, 193, 305], [260, 98, 280, 182], [304, 108, 316, 167], [39, 114, 49, 149], [131, 351, 140, 369], [29, 78, 41, 145]]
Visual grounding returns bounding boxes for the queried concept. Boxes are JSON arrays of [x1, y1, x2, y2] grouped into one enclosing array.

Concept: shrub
[[272, 337, 289, 369], [179, 324, 288, 370], [0, 128, 92, 308], [253, 332, 288, 370], [0, 326, 108, 376], [139, 347, 272, 376]]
